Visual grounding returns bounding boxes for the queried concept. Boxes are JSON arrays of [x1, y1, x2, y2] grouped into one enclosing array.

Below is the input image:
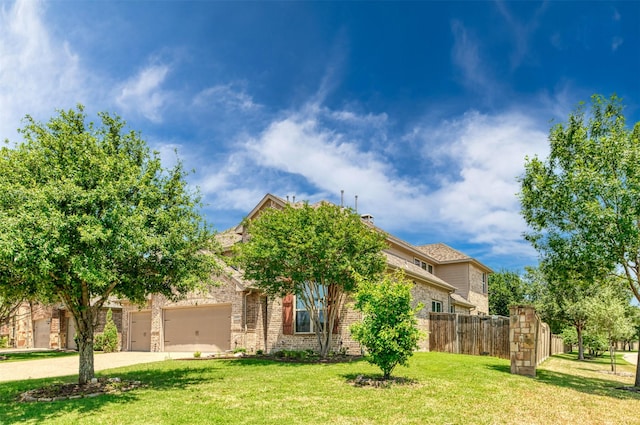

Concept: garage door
[[163, 305, 231, 352], [130, 311, 152, 351], [33, 319, 50, 348]]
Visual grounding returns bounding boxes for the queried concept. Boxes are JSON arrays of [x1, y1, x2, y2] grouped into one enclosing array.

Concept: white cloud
[[450, 20, 493, 94], [115, 64, 170, 123], [193, 84, 259, 112], [611, 37, 623, 52], [413, 110, 548, 256], [0, 0, 88, 141], [208, 100, 549, 261]]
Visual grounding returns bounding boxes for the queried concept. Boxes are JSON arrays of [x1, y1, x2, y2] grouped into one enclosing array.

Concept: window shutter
[[332, 314, 340, 334], [282, 294, 293, 335]]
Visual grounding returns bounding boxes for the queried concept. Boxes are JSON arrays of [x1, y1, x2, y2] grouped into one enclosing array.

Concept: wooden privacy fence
[[536, 321, 566, 366], [428, 313, 510, 359]]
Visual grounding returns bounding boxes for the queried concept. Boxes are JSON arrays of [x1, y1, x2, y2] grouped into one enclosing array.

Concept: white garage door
[[33, 319, 50, 348], [163, 305, 231, 352], [130, 311, 152, 352]]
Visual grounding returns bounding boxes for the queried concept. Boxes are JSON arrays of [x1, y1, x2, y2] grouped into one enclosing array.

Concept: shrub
[[233, 347, 247, 354], [194, 351, 201, 358], [94, 333, 105, 351], [351, 271, 424, 379], [0, 336, 8, 348], [100, 309, 119, 353]]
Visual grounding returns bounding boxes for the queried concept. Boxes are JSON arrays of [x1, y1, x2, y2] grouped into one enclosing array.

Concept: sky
[[1, 0, 639, 273]]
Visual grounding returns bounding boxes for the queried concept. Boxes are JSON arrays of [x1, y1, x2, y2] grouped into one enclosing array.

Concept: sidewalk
[[623, 352, 638, 366], [0, 350, 200, 382]]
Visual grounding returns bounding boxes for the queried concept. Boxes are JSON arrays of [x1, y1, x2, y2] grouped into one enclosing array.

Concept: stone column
[[509, 305, 538, 377]]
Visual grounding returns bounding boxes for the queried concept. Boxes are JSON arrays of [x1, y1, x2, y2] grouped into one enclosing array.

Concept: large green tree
[[519, 94, 640, 386], [0, 106, 219, 384], [235, 202, 387, 357]]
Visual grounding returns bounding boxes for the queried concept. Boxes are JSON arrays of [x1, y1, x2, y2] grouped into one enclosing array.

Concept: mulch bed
[[17, 377, 143, 402]]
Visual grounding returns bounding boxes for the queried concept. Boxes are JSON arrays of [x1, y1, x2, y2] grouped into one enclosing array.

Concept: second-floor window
[[414, 258, 433, 273], [431, 300, 442, 313]]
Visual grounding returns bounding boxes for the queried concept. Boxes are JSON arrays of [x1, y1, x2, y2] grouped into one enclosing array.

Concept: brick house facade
[[2, 193, 492, 355]]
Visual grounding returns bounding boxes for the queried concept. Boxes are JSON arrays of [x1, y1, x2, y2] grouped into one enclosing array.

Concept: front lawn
[[0, 351, 78, 363], [0, 352, 637, 425]]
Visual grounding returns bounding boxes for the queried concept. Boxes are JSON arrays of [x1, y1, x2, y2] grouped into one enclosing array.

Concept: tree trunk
[[75, 310, 96, 385], [78, 331, 95, 385], [609, 342, 616, 373], [576, 324, 584, 361], [635, 355, 640, 388]]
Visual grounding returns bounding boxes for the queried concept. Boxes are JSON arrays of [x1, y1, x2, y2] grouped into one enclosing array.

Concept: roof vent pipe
[[355, 195, 358, 213], [341, 190, 344, 208]]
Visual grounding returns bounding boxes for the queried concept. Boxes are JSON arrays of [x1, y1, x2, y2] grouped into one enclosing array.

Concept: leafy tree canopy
[[520, 94, 640, 302], [0, 106, 219, 383], [488, 270, 530, 316], [520, 94, 640, 385], [351, 271, 423, 379], [234, 201, 387, 357]]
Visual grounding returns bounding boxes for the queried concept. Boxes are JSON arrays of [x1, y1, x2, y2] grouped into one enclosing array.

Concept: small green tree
[[585, 284, 634, 372], [98, 309, 119, 353], [351, 271, 423, 379]]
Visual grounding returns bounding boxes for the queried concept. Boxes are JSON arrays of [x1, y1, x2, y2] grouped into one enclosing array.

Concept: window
[[414, 258, 431, 272], [482, 273, 487, 293], [295, 284, 326, 333], [431, 301, 442, 313], [450, 305, 455, 313]]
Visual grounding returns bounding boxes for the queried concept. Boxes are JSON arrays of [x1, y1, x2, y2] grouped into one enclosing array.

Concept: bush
[[97, 309, 119, 353], [351, 271, 424, 379], [194, 351, 201, 358], [0, 336, 8, 348], [94, 333, 105, 351]]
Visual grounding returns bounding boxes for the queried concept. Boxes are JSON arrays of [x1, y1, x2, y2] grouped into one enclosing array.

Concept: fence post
[[509, 305, 538, 377]]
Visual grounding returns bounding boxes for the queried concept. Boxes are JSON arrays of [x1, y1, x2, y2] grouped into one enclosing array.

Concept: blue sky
[[1, 0, 639, 273]]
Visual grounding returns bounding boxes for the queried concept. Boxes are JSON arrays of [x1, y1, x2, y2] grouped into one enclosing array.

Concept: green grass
[[0, 352, 638, 425], [0, 351, 78, 363]]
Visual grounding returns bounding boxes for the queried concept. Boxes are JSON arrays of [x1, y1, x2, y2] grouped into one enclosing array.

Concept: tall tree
[[519, 94, 640, 386], [235, 202, 387, 357], [0, 106, 219, 384], [488, 270, 528, 316]]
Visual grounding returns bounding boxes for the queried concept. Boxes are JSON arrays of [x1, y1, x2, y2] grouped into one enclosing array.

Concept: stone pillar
[[509, 305, 538, 377]]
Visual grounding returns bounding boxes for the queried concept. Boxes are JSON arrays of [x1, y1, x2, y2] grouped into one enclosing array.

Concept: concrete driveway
[[0, 350, 200, 382]]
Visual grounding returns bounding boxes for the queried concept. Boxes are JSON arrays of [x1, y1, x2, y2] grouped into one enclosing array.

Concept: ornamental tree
[[519, 94, 640, 386], [350, 271, 423, 379], [0, 106, 219, 384], [234, 201, 387, 358], [585, 283, 635, 373]]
